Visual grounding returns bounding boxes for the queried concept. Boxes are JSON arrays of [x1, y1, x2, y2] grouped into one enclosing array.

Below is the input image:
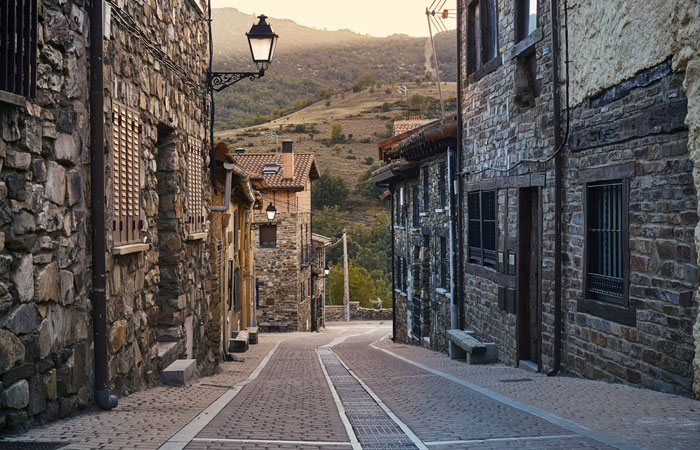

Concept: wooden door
[[517, 187, 541, 366]]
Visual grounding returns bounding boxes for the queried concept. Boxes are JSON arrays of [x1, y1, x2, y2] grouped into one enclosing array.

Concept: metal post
[[343, 231, 350, 322]]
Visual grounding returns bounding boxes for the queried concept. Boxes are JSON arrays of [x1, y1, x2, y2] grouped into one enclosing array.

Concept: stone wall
[[0, 0, 215, 432], [325, 302, 392, 322]]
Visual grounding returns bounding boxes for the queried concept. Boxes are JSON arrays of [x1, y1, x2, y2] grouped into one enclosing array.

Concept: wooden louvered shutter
[[112, 101, 141, 246], [187, 137, 204, 233]]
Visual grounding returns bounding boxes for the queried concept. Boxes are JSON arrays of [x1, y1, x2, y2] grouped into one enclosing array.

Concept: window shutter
[[187, 137, 204, 233], [112, 101, 142, 246]]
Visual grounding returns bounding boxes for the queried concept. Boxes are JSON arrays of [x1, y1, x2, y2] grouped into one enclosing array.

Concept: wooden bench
[[228, 330, 249, 353], [248, 327, 259, 345], [446, 330, 496, 364]]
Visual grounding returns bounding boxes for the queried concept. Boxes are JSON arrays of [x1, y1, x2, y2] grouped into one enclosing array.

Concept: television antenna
[[426, 0, 456, 118]]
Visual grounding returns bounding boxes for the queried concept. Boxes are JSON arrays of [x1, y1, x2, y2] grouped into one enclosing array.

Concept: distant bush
[[360, 137, 372, 143], [345, 155, 357, 160], [385, 88, 392, 94], [331, 123, 345, 142], [333, 144, 342, 156], [363, 157, 374, 165], [381, 102, 391, 112]]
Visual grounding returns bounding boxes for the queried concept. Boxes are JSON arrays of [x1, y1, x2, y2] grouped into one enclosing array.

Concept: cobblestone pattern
[[6, 334, 287, 449], [374, 333, 700, 450], [186, 442, 353, 450], [194, 334, 349, 443]]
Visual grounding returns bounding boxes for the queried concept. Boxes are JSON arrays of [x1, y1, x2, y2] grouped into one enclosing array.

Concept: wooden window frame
[[187, 137, 205, 234], [439, 163, 447, 209], [466, 0, 499, 76], [0, 0, 38, 99], [260, 225, 277, 248], [111, 101, 142, 247], [467, 190, 497, 267]]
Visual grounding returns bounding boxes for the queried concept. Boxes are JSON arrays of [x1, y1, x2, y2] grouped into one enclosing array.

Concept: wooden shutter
[[112, 101, 142, 246], [0, 0, 38, 97], [187, 137, 204, 233]]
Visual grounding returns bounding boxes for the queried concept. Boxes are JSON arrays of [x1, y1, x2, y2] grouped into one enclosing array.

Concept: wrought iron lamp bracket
[[208, 69, 265, 92]]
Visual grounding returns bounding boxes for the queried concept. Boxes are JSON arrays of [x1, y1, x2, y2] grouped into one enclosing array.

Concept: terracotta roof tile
[[235, 153, 320, 189]]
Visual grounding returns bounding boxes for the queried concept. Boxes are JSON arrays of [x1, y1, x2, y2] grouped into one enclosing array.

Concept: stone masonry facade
[[0, 0, 216, 432]]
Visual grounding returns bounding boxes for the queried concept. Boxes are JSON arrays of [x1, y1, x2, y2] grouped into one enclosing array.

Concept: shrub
[[330, 123, 345, 142]]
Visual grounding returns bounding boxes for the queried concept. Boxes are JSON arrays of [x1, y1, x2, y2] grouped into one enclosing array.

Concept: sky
[[210, 0, 456, 38]]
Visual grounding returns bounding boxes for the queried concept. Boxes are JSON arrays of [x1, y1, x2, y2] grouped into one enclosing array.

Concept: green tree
[[330, 123, 345, 142], [355, 164, 383, 199], [312, 170, 349, 209], [327, 261, 391, 308]]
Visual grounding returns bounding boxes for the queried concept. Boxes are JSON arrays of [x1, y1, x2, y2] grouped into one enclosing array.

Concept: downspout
[[210, 162, 236, 212], [249, 204, 256, 327], [447, 147, 458, 357], [390, 186, 396, 340], [90, 0, 118, 410], [548, 0, 570, 377], [455, 0, 465, 332]]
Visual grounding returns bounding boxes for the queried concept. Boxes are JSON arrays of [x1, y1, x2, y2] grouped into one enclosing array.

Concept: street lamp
[[324, 264, 330, 277], [266, 202, 277, 222]]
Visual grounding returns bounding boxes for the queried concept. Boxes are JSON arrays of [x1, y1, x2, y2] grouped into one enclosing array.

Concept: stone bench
[[447, 330, 496, 364], [259, 322, 288, 333], [229, 330, 249, 353], [162, 359, 197, 386], [248, 327, 259, 344]]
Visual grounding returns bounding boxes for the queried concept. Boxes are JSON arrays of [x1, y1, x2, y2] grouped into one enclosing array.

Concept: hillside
[[216, 82, 457, 222], [212, 8, 457, 130]]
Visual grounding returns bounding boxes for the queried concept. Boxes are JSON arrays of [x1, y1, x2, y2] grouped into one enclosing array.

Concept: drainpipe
[[390, 186, 396, 340], [447, 147, 458, 357], [455, 0, 465, 332], [249, 204, 256, 327], [210, 162, 236, 212], [90, 0, 117, 410], [548, 0, 570, 377]]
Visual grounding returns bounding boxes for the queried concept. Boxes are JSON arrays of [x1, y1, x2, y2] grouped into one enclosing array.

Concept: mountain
[[211, 8, 457, 130]]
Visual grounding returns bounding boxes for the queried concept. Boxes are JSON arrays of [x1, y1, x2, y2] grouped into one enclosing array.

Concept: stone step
[[248, 326, 259, 344], [162, 359, 197, 386], [229, 330, 249, 353], [259, 322, 288, 333]]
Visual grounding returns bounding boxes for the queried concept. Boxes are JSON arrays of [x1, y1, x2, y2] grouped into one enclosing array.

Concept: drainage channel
[[318, 346, 421, 450]]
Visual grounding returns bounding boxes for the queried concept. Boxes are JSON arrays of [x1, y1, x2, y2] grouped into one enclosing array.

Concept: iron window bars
[[586, 181, 625, 302], [439, 164, 447, 208], [0, 0, 38, 98], [412, 187, 420, 226], [112, 101, 142, 246], [468, 190, 497, 267], [423, 167, 430, 212]]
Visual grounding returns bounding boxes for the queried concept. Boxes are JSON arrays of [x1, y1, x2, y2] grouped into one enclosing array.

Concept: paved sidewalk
[[362, 329, 700, 450], [4, 333, 292, 450]]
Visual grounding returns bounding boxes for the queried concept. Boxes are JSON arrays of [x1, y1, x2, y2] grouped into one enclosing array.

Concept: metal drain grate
[[499, 378, 534, 383], [0, 442, 68, 450]]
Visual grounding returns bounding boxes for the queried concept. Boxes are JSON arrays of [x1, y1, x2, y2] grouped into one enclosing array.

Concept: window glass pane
[[468, 192, 481, 261], [526, 0, 537, 36], [481, 191, 497, 265], [484, 0, 498, 62]]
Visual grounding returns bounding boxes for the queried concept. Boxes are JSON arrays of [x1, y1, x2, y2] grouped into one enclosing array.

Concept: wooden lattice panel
[[112, 101, 141, 246], [187, 137, 205, 233]]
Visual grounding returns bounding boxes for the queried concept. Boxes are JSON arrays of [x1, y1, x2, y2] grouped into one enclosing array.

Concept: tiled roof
[[235, 153, 320, 190], [394, 119, 434, 136]]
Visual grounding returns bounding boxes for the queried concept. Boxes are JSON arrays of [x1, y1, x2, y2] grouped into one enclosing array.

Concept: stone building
[[0, 0, 215, 430], [376, 0, 700, 398], [209, 144, 260, 360], [373, 116, 457, 351], [311, 233, 330, 331], [236, 141, 320, 332]]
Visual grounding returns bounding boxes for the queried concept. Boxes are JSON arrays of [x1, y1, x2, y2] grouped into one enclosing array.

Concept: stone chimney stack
[[282, 140, 294, 179]]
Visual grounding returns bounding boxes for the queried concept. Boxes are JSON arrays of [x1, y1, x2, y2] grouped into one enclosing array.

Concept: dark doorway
[[517, 187, 540, 368]]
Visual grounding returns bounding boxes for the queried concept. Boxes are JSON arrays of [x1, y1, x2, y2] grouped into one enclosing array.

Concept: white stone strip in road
[[424, 434, 579, 446], [370, 338, 640, 450], [192, 438, 354, 447], [330, 347, 430, 450], [160, 341, 282, 450]]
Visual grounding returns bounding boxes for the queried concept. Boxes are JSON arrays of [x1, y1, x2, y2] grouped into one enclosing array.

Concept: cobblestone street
[[5, 322, 700, 450]]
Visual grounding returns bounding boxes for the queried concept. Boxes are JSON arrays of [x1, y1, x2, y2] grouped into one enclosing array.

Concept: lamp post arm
[[208, 69, 265, 92]]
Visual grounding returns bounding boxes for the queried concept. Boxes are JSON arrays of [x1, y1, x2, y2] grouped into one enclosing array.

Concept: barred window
[[586, 181, 626, 303], [112, 102, 142, 246], [412, 187, 419, 226], [0, 0, 38, 98], [468, 190, 496, 267], [187, 137, 205, 233], [260, 225, 277, 248], [423, 167, 430, 211]]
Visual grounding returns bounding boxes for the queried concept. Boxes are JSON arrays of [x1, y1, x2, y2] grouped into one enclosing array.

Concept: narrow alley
[[10, 322, 700, 450]]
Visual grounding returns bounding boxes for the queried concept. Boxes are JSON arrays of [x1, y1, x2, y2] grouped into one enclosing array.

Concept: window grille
[[412, 187, 419, 226], [467, 0, 498, 75], [260, 225, 277, 248], [468, 190, 496, 266], [187, 137, 204, 233], [112, 101, 142, 246], [439, 164, 447, 208], [587, 181, 625, 302], [0, 0, 38, 98], [423, 167, 430, 211]]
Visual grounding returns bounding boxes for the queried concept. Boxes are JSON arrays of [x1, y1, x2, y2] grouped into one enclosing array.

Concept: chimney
[[281, 140, 294, 179]]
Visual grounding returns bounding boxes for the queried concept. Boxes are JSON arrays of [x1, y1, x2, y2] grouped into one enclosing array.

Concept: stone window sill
[[467, 55, 503, 84], [0, 90, 26, 108], [112, 243, 149, 256], [419, 212, 428, 217], [434, 208, 447, 214], [577, 297, 636, 327], [511, 28, 543, 60], [186, 232, 208, 241], [436, 288, 451, 299], [409, 227, 421, 232]]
